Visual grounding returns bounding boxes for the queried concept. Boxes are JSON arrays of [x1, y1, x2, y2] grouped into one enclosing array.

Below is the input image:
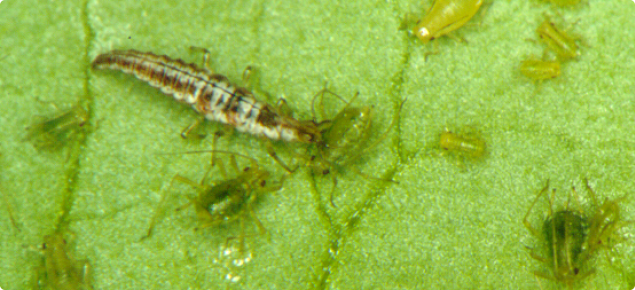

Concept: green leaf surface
[[1, 0, 635, 289]]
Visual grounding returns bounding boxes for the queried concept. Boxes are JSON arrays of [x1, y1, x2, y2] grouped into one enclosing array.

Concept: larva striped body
[[92, 50, 320, 143]]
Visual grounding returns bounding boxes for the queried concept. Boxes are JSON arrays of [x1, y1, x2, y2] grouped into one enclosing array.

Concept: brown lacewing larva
[[92, 50, 321, 144], [439, 130, 486, 159], [520, 58, 561, 81], [413, 0, 483, 43]]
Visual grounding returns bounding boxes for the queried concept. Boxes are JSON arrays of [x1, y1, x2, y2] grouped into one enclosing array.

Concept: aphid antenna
[[310, 85, 359, 123], [523, 180, 551, 238], [343, 98, 406, 166]]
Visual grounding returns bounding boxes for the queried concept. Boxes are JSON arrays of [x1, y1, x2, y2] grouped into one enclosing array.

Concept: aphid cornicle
[[520, 58, 561, 81], [537, 18, 580, 61], [439, 130, 486, 159], [34, 232, 93, 290], [25, 105, 89, 150], [92, 50, 321, 144], [413, 0, 483, 43]]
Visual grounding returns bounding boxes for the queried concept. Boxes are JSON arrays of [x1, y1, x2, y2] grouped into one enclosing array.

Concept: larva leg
[[189, 46, 213, 74]]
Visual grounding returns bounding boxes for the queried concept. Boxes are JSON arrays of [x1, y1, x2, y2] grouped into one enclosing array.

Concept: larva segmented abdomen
[[92, 50, 215, 106], [92, 50, 320, 143]]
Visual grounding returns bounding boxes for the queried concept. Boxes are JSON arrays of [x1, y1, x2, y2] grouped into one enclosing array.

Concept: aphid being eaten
[[308, 89, 403, 205], [33, 231, 93, 290], [439, 129, 487, 160], [92, 50, 321, 144], [143, 150, 284, 247], [25, 105, 89, 150], [412, 0, 483, 43], [537, 17, 580, 61], [523, 179, 632, 288], [520, 58, 561, 81]]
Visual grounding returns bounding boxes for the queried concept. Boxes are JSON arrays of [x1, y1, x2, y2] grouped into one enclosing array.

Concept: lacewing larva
[[537, 17, 580, 61], [25, 105, 89, 150], [520, 58, 561, 81], [92, 50, 321, 144], [412, 0, 483, 43], [34, 231, 93, 290]]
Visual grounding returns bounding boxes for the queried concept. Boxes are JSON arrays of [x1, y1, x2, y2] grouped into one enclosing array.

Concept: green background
[[1, 0, 634, 289]]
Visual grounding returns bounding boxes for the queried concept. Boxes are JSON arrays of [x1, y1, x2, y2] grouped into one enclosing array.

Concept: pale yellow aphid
[[413, 0, 483, 43], [520, 58, 561, 81], [439, 130, 486, 159], [537, 17, 580, 61]]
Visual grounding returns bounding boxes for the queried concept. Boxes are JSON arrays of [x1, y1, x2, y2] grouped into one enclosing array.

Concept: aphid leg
[[3, 193, 20, 231], [200, 132, 227, 181], [180, 116, 206, 139], [583, 178, 599, 205], [424, 41, 440, 61], [265, 141, 297, 173], [310, 85, 352, 122], [523, 180, 550, 238], [445, 33, 467, 43], [242, 65, 254, 85], [142, 174, 202, 240], [78, 259, 93, 290]]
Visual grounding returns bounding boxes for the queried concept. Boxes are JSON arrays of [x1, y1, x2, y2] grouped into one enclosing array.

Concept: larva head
[[295, 120, 322, 143]]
